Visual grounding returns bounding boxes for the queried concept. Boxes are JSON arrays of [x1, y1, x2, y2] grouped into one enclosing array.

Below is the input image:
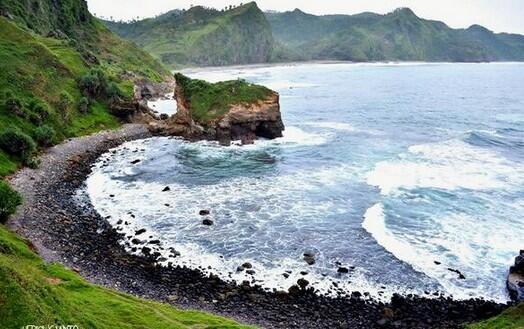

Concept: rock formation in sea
[[507, 250, 524, 301], [150, 74, 285, 145]]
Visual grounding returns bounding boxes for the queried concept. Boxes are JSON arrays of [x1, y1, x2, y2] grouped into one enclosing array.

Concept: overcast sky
[[87, 0, 524, 34]]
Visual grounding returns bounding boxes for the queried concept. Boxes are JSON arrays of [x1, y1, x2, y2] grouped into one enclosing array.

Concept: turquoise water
[[87, 63, 524, 301]]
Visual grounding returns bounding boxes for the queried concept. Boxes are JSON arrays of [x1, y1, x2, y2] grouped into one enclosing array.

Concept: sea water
[[86, 62, 524, 302]]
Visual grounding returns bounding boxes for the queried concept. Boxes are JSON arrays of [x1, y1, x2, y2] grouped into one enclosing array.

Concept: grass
[[175, 73, 272, 122], [468, 303, 524, 329], [0, 224, 252, 329]]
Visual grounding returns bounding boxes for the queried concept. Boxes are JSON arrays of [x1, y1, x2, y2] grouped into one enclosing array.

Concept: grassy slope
[[175, 73, 272, 122], [468, 303, 524, 329], [0, 17, 120, 176], [105, 2, 276, 68], [0, 225, 250, 329]]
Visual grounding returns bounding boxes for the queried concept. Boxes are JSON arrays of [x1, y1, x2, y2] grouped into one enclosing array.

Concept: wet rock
[[242, 262, 253, 269], [162, 186, 171, 192], [338, 267, 349, 274], [508, 250, 524, 301], [135, 229, 146, 235], [246, 270, 256, 275], [303, 251, 316, 265], [131, 238, 143, 245], [149, 240, 161, 245], [131, 159, 141, 164], [447, 268, 466, 279], [297, 278, 309, 289], [199, 210, 210, 216], [202, 219, 214, 226]]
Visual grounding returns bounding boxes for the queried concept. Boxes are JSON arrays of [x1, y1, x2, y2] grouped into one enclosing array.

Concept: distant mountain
[[104, 2, 279, 68], [266, 7, 524, 62], [103, 3, 524, 67]]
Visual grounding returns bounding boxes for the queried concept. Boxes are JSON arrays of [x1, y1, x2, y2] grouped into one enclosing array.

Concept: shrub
[[0, 128, 36, 161], [33, 125, 56, 147], [58, 91, 73, 112], [106, 82, 124, 103], [26, 111, 43, 126], [29, 99, 50, 120], [58, 91, 73, 121], [3, 92, 24, 117], [0, 180, 22, 223], [78, 97, 90, 113], [79, 68, 109, 98]]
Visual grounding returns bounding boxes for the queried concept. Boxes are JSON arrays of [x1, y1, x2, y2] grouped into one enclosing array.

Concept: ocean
[[86, 62, 524, 302]]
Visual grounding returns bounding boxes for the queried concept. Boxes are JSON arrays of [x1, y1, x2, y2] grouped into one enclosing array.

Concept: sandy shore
[[7, 124, 510, 328]]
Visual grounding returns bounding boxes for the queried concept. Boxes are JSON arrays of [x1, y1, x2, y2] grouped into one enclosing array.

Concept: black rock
[[338, 267, 349, 274], [199, 210, 210, 216], [246, 270, 256, 275], [303, 252, 316, 265], [130, 159, 141, 164], [297, 278, 309, 289], [149, 240, 161, 245], [162, 186, 171, 192], [135, 229, 146, 235], [202, 219, 214, 226]]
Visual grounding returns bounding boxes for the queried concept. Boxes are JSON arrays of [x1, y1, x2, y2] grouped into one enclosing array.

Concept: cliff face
[[152, 78, 284, 145]]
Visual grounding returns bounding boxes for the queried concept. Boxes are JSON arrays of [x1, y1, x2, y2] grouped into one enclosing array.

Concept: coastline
[[7, 124, 511, 329], [179, 60, 524, 75]]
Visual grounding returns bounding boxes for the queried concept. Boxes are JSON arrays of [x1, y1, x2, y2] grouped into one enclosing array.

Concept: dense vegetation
[[104, 2, 282, 68], [175, 73, 272, 122], [266, 8, 524, 62], [0, 222, 250, 329], [105, 4, 524, 67]]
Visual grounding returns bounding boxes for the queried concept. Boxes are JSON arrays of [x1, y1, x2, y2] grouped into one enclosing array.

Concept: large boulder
[[507, 250, 524, 301]]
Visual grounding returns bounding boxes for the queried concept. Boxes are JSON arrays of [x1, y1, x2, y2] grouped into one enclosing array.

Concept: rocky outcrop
[[150, 83, 285, 145], [507, 250, 524, 301], [109, 80, 177, 123]]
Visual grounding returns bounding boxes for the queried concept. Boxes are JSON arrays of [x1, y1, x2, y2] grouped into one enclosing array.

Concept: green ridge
[[104, 4, 524, 66], [104, 2, 279, 68]]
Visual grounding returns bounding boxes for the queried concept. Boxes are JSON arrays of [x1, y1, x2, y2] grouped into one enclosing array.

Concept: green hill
[[0, 0, 170, 177], [266, 7, 524, 62], [105, 4, 524, 66], [104, 2, 279, 68]]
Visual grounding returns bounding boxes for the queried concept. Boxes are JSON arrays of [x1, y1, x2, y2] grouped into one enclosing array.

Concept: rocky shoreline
[[8, 124, 512, 329]]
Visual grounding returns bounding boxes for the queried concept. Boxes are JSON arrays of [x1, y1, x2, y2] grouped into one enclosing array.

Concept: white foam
[[85, 139, 412, 299], [362, 203, 522, 302], [366, 139, 523, 195]]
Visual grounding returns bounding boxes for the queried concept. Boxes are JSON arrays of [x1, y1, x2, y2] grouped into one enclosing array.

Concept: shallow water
[[147, 93, 177, 116], [87, 62, 524, 302]]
